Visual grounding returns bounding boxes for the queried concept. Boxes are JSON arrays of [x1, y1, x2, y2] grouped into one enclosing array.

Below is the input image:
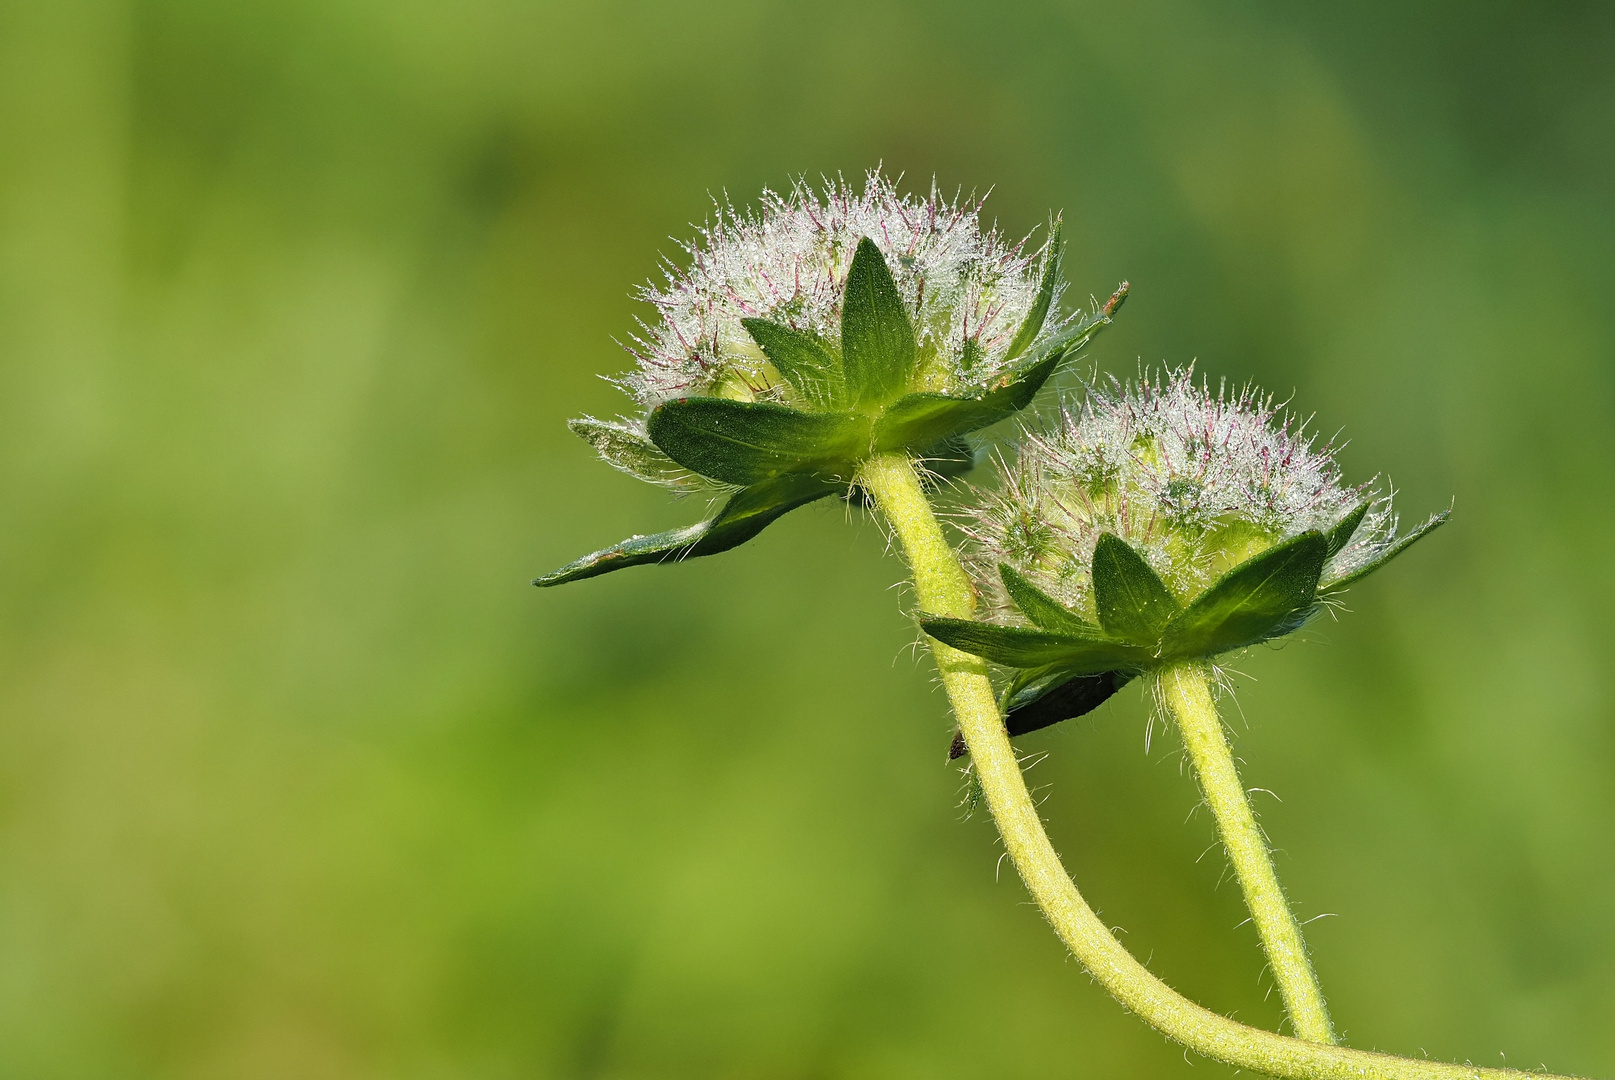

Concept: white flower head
[[622, 169, 1069, 408], [966, 366, 1411, 621]]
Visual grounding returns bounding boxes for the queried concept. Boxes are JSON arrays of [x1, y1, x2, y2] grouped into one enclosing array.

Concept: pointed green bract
[[874, 351, 1064, 452], [1325, 501, 1370, 558], [1018, 281, 1129, 367], [533, 473, 839, 587], [998, 563, 1094, 634], [840, 237, 917, 410], [1159, 531, 1328, 658], [919, 616, 1149, 673], [740, 318, 845, 410], [647, 398, 871, 486], [568, 416, 706, 490], [1092, 533, 1182, 645], [1320, 510, 1449, 593], [1003, 219, 1063, 364]]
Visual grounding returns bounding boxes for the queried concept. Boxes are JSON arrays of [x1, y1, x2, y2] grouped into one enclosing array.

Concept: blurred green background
[[1, 1, 1613, 1076]]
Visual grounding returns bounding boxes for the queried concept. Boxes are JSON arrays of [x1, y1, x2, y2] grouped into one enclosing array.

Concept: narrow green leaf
[[1092, 533, 1182, 645], [533, 473, 838, 587], [568, 416, 707, 490], [840, 237, 917, 410], [1325, 501, 1370, 558], [1159, 531, 1328, 658], [1319, 511, 1449, 593], [918, 617, 1148, 673], [647, 398, 870, 486], [997, 563, 1093, 634], [873, 351, 1062, 452], [740, 318, 845, 409], [1003, 219, 1063, 363]]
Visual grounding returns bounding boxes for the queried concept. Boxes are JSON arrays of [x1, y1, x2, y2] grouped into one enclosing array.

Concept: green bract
[[540, 200, 1127, 586], [926, 369, 1449, 741]]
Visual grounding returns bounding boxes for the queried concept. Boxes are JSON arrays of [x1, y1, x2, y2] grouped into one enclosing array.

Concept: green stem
[[856, 451, 1575, 1080], [1159, 661, 1335, 1043]]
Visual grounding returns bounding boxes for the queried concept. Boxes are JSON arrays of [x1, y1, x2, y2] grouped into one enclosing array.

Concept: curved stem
[[1158, 661, 1336, 1043], [856, 451, 1576, 1080]]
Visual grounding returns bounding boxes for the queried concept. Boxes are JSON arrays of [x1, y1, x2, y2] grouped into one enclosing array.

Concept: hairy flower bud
[[965, 367, 1417, 616], [921, 366, 1447, 744], [625, 170, 1069, 409], [541, 171, 1127, 587]]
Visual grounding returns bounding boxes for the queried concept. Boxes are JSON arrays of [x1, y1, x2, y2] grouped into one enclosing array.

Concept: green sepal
[[1091, 533, 1182, 645], [840, 237, 917, 410], [1019, 280, 1130, 367], [1158, 531, 1328, 658], [568, 416, 709, 490], [1319, 510, 1449, 593], [1003, 219, 1063, 364], [918, 616, 1149, 673], [740, 318, 845, 410], [997, 563, 1094, 634], [647, 397, 871, 486], [872, 350, 1062, 452], [1325, 502, 1370, 558], [533, 473, 839, 587]]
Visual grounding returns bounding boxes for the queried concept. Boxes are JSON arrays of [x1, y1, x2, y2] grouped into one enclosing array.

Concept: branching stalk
[[1158, 661, 1335, 1043], [857, 451, 1574, 1080]]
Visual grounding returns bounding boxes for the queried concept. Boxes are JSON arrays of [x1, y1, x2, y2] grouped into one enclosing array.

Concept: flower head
[[625, 170, 1070, 408], [965, 367, 1413, 618], [921, 366, 1447, 745], [540, 172, 1128, 588]]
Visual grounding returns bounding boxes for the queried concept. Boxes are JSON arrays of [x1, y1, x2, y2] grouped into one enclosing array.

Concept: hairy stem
[[856, 451, 1574, 1080], [1158, 661, 1335, 1043]]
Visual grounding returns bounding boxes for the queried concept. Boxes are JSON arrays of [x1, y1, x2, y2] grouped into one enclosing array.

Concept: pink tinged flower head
[[622, 170, 1067, 408], [965, 367, 1409, 622]]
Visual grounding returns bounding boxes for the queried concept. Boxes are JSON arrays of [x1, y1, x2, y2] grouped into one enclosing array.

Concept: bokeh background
[[2, 1, 1613, 1077]]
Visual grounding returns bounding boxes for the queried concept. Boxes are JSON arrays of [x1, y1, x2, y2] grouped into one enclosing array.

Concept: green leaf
[[873, 350, 1062, 452], [740, 318, 844, 409], [1319, 510, 1449, 593], [1159, 531, 1328, 658], [1003, 219, 1063, 363], [647, 398, 870, 486], [1092, 533, 1182, 645], [874, 275, 1128, 452], [918, 617, 1148, 673], [533, 473, 838, 587], [1325, 501, 1370, 558], [997, 563, 1094, 634], [840, 237, 917, 410], [567, 416, 707, 489]]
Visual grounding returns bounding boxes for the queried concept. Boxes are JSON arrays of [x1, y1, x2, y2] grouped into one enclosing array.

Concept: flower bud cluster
[[965, 368, 1404, 621], [624, 170, 1067, 408]]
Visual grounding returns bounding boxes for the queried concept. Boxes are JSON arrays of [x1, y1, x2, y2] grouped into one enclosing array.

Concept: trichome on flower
[[924, 368, 1447, 748], [539, 170, 1125, 587]]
